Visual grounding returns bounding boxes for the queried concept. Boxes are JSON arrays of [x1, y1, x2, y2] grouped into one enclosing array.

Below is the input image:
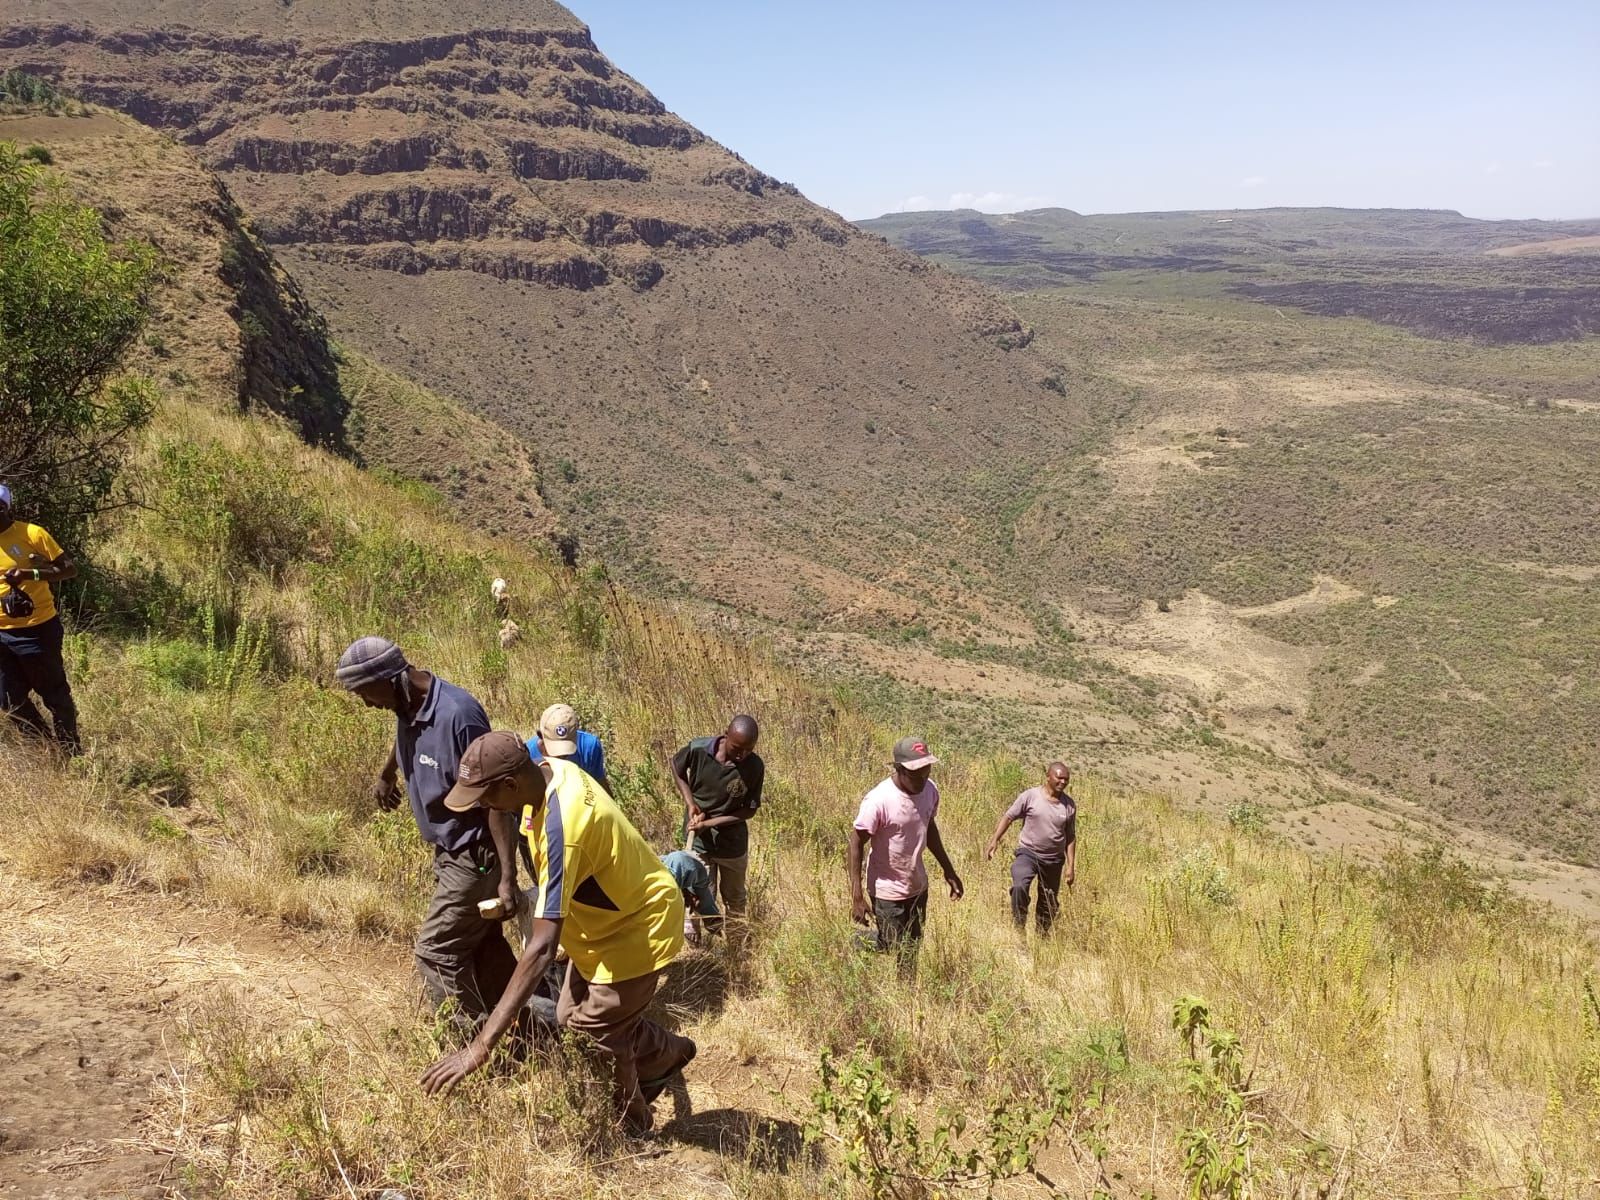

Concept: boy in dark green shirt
[[671, 715, 763, 938]]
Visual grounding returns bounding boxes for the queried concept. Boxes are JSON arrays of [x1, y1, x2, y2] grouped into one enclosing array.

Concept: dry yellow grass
[[5, 390, 1599, 1198]]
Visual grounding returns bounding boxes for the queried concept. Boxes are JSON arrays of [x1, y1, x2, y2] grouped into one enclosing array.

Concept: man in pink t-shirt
[[848, 736, 964, 968]]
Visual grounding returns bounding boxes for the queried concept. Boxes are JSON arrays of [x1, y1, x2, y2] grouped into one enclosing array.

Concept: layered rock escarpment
[[1, 1, 1069, 615], [0, 16, 827, 291]]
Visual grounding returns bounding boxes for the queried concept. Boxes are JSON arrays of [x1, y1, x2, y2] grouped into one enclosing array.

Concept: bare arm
[[984, 811, 1016, 860], [420, 916, 563, 1094], [927, 819, 964, 900], [847, 827, 871, 924], [489, 809, 519, 903], [6, 551, 77, 587], [693, 805, 758, 830], [1065, 830, 1076, 887], [671, 754, 702, 823], [371, 744, 401, 810]]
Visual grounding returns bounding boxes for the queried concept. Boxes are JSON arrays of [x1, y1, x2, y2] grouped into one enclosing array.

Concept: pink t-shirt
[[854, 777, 940, 901]]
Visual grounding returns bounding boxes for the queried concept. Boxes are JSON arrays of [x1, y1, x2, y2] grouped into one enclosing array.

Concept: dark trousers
[[0, 617, 79, 752], [873, 889, 929, 973], [1010, 850, 1064, 933], [414, 841, 517, 1034]]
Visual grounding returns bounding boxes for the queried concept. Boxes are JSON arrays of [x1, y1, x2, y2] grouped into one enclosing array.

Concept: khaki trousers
[[557, 963, 694, 1132], [704, 852, 748, 936]]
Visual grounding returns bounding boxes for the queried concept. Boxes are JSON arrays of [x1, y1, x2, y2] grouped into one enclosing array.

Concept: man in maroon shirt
[[984, 762, 1076, 934]]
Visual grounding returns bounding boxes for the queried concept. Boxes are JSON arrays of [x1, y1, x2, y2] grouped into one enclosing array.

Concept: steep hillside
[[0, 103, 347, 443], [2, 0, 1066, 606], [2, 111, 1599, 1199]]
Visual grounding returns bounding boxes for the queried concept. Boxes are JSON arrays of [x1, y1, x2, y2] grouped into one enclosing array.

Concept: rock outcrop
[[0, 0, 1076, 613]]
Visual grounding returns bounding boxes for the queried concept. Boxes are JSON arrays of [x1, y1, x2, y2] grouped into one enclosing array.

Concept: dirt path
[[0, 876, 406, 1199], [0, 965, 168, 1199], [0, 875, 811, 1199]]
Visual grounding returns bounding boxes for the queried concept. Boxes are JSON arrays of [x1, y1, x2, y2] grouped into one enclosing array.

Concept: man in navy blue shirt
[[525, 702, 609, 790], [337, 637, 519, 1031]]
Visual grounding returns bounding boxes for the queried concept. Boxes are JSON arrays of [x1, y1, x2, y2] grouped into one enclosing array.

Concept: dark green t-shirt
[[673, 735, 764, 859]]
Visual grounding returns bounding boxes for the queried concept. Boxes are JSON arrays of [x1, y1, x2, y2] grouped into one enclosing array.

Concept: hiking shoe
[[639, 1040, 697, 1104]]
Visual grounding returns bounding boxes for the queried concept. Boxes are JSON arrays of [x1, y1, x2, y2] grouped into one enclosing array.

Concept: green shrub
[[127, 637, 209, 690], [154, 442, 325, 579], [0, 142, 159, 550], [1226, 802, 1268, 836], [1160, 846, 1238, 906]]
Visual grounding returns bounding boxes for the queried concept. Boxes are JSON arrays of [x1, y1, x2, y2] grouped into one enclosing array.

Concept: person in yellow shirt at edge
[[0, 484, 81, 754], [421, 730, 695, 1133]]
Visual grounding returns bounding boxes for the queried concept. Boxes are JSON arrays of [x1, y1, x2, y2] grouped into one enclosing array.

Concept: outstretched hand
[[420, 1041, 490, 1096], [983, 843, 996, 861]]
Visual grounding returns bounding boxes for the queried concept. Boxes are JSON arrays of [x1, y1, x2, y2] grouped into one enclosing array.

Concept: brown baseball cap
[[444, 730, 531, 811], [890, 735, 938, 770]]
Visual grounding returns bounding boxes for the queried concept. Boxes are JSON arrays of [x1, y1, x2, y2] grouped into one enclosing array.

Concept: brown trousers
[[557, 963, 694, 1132]]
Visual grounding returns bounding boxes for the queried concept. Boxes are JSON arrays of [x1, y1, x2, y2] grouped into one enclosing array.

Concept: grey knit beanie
[[335, 636, 409, 690]]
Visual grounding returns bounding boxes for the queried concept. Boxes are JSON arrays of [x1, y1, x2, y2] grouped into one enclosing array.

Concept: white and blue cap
[[539, 703, 579, 756], [0, 484, 12, 509]]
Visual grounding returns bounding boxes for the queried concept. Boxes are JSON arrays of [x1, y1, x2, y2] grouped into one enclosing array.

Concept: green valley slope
[[864, 205, 1600, 865]]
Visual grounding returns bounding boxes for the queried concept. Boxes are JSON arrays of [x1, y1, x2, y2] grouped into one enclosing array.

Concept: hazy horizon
[[576, 0, 1600, 224]]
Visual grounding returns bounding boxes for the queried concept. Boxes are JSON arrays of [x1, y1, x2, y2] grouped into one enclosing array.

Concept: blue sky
[[575, 0, 1598, 221]]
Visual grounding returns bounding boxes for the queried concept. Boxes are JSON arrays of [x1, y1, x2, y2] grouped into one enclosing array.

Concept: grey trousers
[[414, 841, 517, 1033], [1010, 849, 1064, 933]]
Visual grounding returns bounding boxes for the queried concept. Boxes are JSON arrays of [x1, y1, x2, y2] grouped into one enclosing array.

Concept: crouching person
[[662, 849, 720, 948], [421, 732, 695, 1134]]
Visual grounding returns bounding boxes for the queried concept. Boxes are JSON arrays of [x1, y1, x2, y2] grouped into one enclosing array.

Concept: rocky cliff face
[[0, 20, 831, 294], [1, 1, 1071, 616]]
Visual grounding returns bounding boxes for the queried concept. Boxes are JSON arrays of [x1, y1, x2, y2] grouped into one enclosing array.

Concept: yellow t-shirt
[[0, 521, 63, 630], [522, 758, 684, 984]]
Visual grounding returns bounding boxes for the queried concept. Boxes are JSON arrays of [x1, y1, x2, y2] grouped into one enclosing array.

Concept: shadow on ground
[[659, 1093, 818, 1171]]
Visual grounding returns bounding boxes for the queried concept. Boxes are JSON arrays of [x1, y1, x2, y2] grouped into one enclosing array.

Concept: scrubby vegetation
[[4, 382, 1596, 1196], [0, 142, 159, 549], [4, 97, 1598, 1200]]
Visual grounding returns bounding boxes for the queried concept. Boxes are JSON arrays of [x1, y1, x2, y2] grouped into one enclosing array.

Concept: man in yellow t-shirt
[[0, 485, 81, 754], [421, 731, 694, 1133]]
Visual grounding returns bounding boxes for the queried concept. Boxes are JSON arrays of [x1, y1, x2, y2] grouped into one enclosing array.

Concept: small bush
[[154, 441, 326, 579], [20, 144, 52, 165], [1160, 846, 1237, 906], [1226, 802, 1268, 836]]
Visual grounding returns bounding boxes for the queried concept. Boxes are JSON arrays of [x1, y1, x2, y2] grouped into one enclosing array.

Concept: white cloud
[[889, 195, 932, 212], [1239, 175, 1266, 189], [946, 190, 1052, 213], [1533, 159, 1554, 169], [1483, 161, 1503, 175]]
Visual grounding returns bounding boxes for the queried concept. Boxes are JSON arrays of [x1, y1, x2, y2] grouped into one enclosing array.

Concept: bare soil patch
[[1498, 560, 1600, 583], [0, 875, 406, 1199], [1077, 589, 1318, 757], [0, 113, 125, 141], [1233, 573, 1364, 618], [1488, 235, 1600, 258]]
